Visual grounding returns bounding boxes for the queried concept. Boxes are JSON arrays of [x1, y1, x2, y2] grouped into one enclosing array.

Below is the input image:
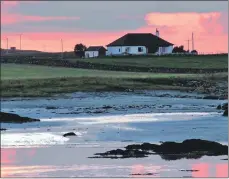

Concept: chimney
[[156, 28, 159, 37]]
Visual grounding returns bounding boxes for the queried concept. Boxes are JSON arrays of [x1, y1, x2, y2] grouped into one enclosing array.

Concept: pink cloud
[[1, 1, 19, 6], [144, 12, 228, 52], [1, 12, 227, 53]]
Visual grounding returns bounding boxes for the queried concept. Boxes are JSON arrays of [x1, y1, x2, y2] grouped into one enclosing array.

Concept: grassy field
[[68, 55, 228, 69], [1, 63, 227, 97], [1, 63, 199, 80]]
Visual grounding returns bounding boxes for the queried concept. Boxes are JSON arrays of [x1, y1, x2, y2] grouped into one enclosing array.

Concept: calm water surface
[[1, 91, 228, 177]]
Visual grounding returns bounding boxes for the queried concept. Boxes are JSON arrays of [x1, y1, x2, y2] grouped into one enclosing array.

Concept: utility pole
[[192, 32, 194, 51], [186, 39, 190, 52], [19, 34, 22, 51], [6, 37, 9, 54], [43, 45, 46, 52], [61, 39, 64, 59]]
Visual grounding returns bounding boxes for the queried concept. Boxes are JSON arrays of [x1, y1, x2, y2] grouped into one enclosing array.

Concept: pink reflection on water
[[1, 148, 17, 165], [131, 164, 161, 177], [216, 164, 228, 178], [1, 148, 37, 177], [192, 163, 209, 177], [192, 163, 228, 178]]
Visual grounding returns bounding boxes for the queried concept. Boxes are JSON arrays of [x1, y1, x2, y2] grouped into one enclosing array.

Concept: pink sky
[[1, 1, 228, 53]]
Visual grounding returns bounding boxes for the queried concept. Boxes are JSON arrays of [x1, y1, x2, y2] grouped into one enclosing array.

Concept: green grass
[[69, 55, 228, 69], [1, 63, 227, 97], [1, 63, 198, 80]]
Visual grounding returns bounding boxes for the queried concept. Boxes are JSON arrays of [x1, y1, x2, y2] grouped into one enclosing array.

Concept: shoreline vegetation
[[1, 55, 228, 98]]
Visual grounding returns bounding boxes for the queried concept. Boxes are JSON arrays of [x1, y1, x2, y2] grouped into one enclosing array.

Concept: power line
[[185, 39, 190, 52]]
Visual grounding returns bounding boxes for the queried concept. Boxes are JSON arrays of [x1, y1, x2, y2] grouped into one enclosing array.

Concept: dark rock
[[94, 148, 149, 158], [217, 103, 228, 111], [46, 106, 58, 110], [102, 105, 113, 109], [63, 132, 77, 137], [91, 139, 228, 160], [223, 108, 228, 116], [217, 105, 222, 110], [131, 173, 156, 176], [221, 158, 228, 160], [180, 170, 199, 172], [0, 112, 40, 123], [156, 139, 227, 155], [93, 110, 104, 114], [203, 96, 219, 100], [0, 128, 7, 131], [222, 103, 228, 110]]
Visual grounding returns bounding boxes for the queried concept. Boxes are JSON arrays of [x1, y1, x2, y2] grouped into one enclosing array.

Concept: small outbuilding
[[85, 46, 107, 58]]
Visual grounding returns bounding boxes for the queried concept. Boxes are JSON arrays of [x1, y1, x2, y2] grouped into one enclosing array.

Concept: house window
[[138, 47, 143, 52], [125, 47, 130, 53], [119, 48, 121, 52]]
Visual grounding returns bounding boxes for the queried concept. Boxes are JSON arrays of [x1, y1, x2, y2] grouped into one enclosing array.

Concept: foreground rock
[[217, 103, 228, 110], [223, 108, 228, 116], [0, 112, 40, 123], [90, 139, 228, 160], [222, 103, 228, 110], [217, 103, 228, 116], [63, 132, 77, 137], [203, 96, 220, 100]]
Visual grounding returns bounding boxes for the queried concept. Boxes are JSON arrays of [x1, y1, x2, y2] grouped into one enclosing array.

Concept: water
[[1, 91, 228, 177]]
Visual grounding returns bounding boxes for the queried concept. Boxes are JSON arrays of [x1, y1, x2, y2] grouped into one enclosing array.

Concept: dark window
[[138, 47, 143, 52], [119, 48, 121, 52]]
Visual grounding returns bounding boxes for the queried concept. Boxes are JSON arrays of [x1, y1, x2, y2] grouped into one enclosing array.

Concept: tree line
[[172, 45, 198, 54]]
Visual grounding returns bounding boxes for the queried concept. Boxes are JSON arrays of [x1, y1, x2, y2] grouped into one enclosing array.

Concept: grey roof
[[107, 33, 173, 53], [86, 46, 106, 51]]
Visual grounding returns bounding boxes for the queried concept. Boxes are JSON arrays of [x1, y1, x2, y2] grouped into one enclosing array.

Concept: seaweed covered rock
[[0, 112, 40, 123], [222, 103, 228, 110], [90, 139, 228, 160], [216, 103, 228, 116], [223, 108, 228, 116], [63, 132, 77, 137]]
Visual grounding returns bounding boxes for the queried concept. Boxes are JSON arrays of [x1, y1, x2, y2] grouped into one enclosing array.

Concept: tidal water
[[1, 91, 228, 177]]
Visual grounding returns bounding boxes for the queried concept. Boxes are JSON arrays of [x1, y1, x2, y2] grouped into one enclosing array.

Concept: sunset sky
[[1, 1, 228, 53]]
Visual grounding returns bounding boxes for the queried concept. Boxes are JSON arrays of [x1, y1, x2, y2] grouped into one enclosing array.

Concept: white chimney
[[156, 28, 159, 37]]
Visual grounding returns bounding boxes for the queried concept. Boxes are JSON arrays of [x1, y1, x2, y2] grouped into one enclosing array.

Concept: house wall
[[85, 51, 99, 58], [106, 46, 147, 56], [157, 45, 173, 55]]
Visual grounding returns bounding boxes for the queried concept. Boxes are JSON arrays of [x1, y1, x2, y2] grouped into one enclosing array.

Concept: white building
[[106, 29, 173, 56], [85, 46, 106, 58]]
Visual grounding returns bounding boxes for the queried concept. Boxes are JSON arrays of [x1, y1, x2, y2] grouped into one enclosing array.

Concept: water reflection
[[1, 146, 228, 177]]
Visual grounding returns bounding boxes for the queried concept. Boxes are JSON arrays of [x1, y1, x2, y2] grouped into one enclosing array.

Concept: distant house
[[85, 46, 107, 58], [106, 29, 174, 56]]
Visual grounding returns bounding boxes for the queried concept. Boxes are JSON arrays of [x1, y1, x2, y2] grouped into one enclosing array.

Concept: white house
[[106, 29, 173, 56], [85, 46, 106, 58]]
